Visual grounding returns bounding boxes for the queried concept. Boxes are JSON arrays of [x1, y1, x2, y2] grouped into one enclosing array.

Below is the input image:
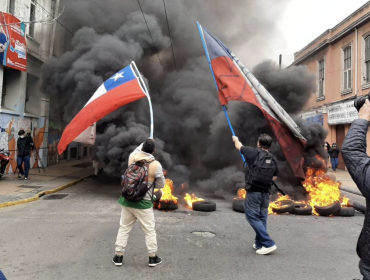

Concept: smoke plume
[[42, 0, 324, 195]]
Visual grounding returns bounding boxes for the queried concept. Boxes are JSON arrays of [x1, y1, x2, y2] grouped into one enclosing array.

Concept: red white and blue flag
[[58, 62, 148, 155], [198, 23, 307, 178]]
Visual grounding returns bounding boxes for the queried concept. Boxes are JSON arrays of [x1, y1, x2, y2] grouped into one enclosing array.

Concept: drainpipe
[[49, 0, 60, 58], [355, 27, 358, 97]]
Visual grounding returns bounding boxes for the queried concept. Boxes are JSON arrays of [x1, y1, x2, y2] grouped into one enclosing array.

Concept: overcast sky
[[276, 0, 369, 66]]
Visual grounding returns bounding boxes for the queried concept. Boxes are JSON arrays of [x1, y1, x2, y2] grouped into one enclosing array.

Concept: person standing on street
[[16, 130, 34, 180], [232, 134, 278, 255], [342, 99, 370, 280], [113, 138, 165, 267], [329, 143, 340, 172]]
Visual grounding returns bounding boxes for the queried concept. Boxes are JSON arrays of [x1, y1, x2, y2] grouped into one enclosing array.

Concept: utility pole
[[279, 54, 282, 70]]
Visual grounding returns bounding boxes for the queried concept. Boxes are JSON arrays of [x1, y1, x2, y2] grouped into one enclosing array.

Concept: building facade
[[0, 0, 75, 174], [295, 2, 370, 169]]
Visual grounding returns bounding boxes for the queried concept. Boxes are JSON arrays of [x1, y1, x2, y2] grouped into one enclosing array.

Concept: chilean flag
[[57, 62, 148, 155], [198, 23, 307, 178]]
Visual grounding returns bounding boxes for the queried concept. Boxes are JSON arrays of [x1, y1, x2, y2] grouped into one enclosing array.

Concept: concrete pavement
[[327, 169, 363, 196], [0, 177, 365, 280], [0, 159, 94, 207]]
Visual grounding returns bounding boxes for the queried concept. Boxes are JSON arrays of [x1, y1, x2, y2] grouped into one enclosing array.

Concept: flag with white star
[[58, 62, 148, 155]]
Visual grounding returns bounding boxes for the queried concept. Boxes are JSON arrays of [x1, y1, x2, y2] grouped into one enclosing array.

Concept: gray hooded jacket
[[128, 143, 165, 201]]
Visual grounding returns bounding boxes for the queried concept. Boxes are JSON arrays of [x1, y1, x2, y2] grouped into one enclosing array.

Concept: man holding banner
[[197, 22, 307, 255]]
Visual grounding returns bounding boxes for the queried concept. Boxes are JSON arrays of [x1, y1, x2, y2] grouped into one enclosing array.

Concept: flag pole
[[197, 22, 245, 162], [131, 61, 154, 138]]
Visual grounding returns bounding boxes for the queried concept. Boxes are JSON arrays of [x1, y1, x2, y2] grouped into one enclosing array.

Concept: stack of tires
[[233, 199, 362, 217]]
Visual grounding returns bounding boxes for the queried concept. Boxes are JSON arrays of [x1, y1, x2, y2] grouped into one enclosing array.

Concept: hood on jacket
[[132, 150, 155, 163]]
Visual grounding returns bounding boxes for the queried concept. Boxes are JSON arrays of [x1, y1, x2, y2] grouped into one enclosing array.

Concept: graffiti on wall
[[0, 114, 48, 174]]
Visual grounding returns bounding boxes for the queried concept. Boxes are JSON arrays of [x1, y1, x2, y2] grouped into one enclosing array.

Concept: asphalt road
[[0, 177, 366, 280]]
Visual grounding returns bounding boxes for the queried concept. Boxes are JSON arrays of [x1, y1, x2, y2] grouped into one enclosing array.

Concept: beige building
[[294, 2, 370, 169]]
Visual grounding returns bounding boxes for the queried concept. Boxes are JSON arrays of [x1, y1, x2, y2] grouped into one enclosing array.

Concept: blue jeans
[[244, 192, 275, 249], [17, 156, 30, 177], [331, 158, 339, 171]]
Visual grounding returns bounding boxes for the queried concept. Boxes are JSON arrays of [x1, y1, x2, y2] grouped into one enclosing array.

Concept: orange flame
[[341, 195, 350, 206], [303, 167, 341, 215], [268, 194, 291, 214], [184, 193, 204, 208], [160, 179, 178, 204], [236, 188, 246, 199]]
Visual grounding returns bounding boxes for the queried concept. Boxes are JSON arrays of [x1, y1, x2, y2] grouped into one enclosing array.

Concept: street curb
[[0, 175, 93, 209], [340, 186, 363, 197]]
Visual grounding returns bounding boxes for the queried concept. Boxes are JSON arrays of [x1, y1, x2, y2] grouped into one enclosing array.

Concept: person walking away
[[232, 134, 278, 255], [91, 149, 103, 178], [329, 143, 340, 171], [113, 138, 165, 267], [342, 99, 370, 280], [324, 142, 331, 168], [16, 130, 34, 180]]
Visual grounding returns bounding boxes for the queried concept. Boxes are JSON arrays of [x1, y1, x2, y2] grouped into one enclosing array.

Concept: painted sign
[[300, 111, 323, 126], [327, 100, 358, 125], [0, 12, 27, 71]]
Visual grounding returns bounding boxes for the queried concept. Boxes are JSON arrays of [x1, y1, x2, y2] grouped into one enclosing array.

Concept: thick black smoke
[[42, 0, 325, 195]]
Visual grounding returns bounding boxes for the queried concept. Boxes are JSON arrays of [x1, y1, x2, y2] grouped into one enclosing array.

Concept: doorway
[[335, 124, 345, 169]]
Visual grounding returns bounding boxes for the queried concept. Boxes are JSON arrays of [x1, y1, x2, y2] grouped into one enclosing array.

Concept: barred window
[[365, 36, 370, 83], [318, 59, 325, 98], [343, 46, 352, 90]]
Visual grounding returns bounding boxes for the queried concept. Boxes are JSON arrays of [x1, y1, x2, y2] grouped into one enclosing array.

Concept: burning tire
[[314, 202, 341, 216], [157, 201, 178, 211], [271, 200, 295, 214], [333, 206, 355, 217], [289, 203, 312, 216], [192, 200, 216, 212], [232, 199, 245, 213]]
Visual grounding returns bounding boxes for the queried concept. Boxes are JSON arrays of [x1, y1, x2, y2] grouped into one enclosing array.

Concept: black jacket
[[17, 135, 34, 157], [329, 147, 340, 158], [342, 119, 370, 279]]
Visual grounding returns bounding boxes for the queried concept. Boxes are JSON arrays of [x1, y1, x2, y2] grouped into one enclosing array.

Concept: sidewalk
[[327, 169, 362, 196], [0, 159, 94, 207]]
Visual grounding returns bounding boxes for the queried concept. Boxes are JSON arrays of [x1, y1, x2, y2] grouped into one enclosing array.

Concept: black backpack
[[246, 150, 277, 189]]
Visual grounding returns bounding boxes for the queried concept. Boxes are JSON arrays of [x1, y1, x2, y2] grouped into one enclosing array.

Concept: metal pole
[[197, 22, 245, 162], [131, 61, 154, 138]]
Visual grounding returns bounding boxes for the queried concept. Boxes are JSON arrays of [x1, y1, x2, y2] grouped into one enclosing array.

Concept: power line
[[34, 0, 74, 35], [136, 0, 164, 72], [162, 0, 177, 71]]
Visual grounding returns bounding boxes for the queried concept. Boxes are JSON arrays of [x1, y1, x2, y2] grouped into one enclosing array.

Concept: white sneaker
[[253, 244, 257, 250], [256, 245, 277, 255]]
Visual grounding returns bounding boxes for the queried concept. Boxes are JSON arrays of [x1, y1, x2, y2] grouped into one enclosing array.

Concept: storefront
[[327, 100, 358, 169]]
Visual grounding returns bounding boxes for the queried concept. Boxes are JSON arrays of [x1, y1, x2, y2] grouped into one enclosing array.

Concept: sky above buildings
[[277, 0, 369, 66]]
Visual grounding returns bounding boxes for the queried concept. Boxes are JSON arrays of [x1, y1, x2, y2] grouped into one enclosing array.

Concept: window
[[29, 0, 36, 37], [318, 59, 325, 99], [343, 46, 352, 90], [366, 36, 370, 83], [8, 0, 16, 15]]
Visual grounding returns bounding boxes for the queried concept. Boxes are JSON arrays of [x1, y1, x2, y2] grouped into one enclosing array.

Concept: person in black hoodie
[[17, 130, 34, 180], [342, 99, 370, 279], [329, 143, 340, 171]]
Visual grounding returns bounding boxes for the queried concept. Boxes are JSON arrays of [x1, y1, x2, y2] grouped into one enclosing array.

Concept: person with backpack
[[113, 138, 165, 267], [232, 134, 278, 255]]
